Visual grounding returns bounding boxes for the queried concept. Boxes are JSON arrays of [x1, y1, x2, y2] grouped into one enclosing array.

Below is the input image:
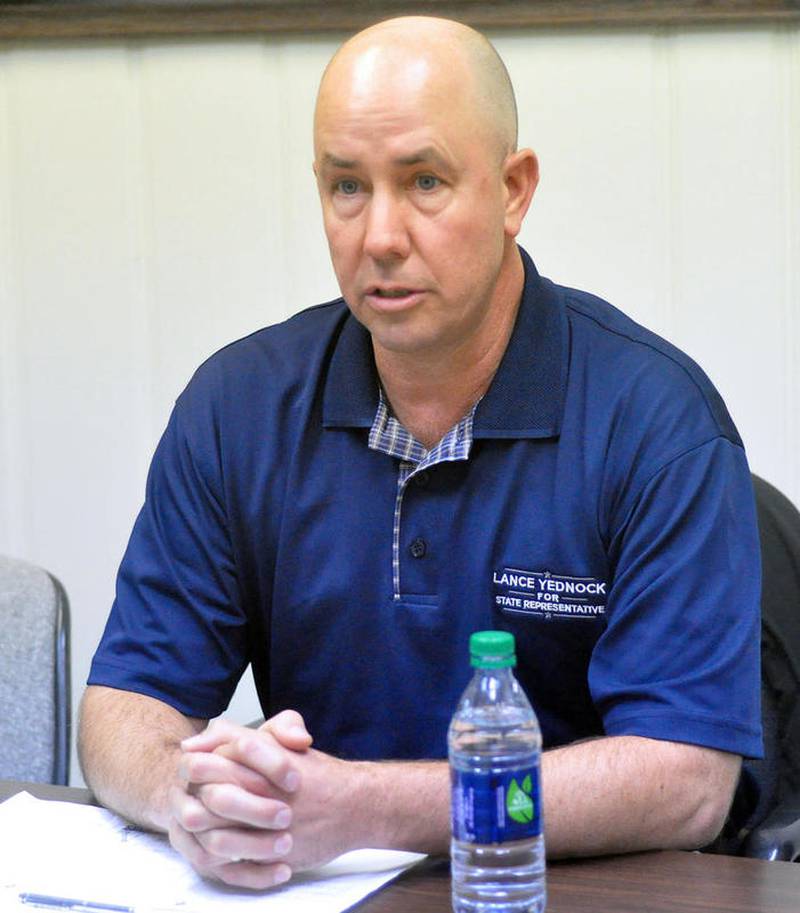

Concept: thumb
[[260, 709, 313, 750]]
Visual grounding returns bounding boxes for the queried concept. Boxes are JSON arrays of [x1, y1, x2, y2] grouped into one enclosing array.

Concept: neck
[[375, 248, 524, 449]]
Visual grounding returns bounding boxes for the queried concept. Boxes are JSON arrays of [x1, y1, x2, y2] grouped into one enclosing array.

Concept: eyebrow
[[394, 147, 451, 169], [320, 147, 452, 171], [322, 153, 357, 169]]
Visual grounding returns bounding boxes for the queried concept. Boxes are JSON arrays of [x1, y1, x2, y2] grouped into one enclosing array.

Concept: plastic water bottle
[[449, 630, 546, 913]]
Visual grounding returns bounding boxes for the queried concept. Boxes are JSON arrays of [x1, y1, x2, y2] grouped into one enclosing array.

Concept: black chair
[[712, 475, 800, 861], [0, 556, 71, 785], [743, 475, 800, 860]]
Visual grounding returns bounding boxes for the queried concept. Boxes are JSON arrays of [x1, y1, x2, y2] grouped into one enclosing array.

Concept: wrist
[[146, 746, 185, 832], [339, 759, 451, 854], [324, 758, 383, 851]]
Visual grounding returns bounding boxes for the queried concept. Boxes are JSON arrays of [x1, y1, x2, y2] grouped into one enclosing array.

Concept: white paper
[[0, 791, 424, 913]]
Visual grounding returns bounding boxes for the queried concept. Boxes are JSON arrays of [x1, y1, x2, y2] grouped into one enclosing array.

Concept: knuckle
[[179, 800, 209, 831], [199, 828, 228, 857], [167, 820, 183, 851], [219, 863, 290, 890], [236, 763, 269, 792], [216, 865, 255, 888], [214, 740, 238, 762], [273, 832, 293, 857], [269, 753, 291, 782], [201, 782, 234, 814], [288, 710, 307, 732], [272, 804, 292, 829], [238, 730, 262, 754], [171, 825, 214, 870], [276, 709, 304, 728], [181, 754, 204, 781]]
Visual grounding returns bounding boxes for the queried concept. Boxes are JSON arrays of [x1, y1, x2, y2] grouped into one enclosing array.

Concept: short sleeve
[[88, 389, 249, 718], [589, 436, 763, 758]]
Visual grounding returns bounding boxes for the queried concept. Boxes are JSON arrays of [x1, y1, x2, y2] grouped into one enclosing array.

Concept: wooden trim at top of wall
[[1, 1, 799, 41]]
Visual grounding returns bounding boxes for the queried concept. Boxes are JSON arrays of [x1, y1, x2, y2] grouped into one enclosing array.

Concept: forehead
[[316, 106, 453, 163], [314, 45, 487, 164]]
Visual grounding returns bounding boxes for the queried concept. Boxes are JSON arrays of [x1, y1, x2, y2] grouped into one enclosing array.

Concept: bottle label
[[451, 765, 542, 844]]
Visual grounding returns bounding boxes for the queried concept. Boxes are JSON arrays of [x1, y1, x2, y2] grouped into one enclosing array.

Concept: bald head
[[315, 16, 518, 161]]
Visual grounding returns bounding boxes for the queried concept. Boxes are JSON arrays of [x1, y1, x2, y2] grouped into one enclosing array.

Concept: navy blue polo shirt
[[89, 248, 763, 760]]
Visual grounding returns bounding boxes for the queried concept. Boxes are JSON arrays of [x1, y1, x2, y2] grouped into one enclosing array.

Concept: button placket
[[369, 395, 476, 602]]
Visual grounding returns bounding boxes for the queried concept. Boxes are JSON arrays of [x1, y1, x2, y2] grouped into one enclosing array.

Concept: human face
[[314, 54, 513, 361]]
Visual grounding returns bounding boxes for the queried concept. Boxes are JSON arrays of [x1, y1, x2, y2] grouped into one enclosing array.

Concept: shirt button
[[410, 537, 427, 559], [414, 471, 430, 488]]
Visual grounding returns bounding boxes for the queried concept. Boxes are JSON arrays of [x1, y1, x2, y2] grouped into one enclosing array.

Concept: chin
[[371, 327, 450, 357]]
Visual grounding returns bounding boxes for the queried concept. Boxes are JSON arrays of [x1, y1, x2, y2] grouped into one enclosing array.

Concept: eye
[[335, 179, 360, 195], [415, 174, 441, 192]]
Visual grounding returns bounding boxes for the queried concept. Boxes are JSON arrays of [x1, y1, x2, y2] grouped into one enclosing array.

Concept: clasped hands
[[168, 711, 355, 889]]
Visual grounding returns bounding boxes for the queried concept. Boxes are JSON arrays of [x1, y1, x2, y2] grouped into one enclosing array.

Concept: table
[[3, 780, 799, 913]]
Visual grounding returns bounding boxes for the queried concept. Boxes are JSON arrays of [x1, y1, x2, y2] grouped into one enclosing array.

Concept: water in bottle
[[449, 630, 546, 913]]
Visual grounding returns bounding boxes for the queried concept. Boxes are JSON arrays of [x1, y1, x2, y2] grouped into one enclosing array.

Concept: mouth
[[373, 288, 415, 298], [364, 286, 424, 308]]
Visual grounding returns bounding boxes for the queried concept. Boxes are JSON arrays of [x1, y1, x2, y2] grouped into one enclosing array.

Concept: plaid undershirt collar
[[368, 386, 477, 468]]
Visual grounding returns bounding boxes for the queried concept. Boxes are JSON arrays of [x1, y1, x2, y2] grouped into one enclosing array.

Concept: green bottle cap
[[469, 630, 516, 668]]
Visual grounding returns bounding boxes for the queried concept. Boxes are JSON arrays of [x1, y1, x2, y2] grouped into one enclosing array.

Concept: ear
[[503, 148, 539, 238]]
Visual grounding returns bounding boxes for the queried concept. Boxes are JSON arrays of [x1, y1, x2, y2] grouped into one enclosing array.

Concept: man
[[79, 16, 761, 891]]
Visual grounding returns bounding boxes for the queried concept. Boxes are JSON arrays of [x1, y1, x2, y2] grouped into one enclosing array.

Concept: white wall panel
[[0, 26, 797, 785], [502, 29, 674, 338], [128, 36, 343, 437], [139, 40, 278, 433], [0, 43, 156, 783], [266, 36, 343, 311], [668, 29, 793, 500], [0, 51, 24, 556]]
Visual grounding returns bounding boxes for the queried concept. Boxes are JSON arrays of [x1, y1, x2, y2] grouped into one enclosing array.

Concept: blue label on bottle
[[451, 765, 542, 844]]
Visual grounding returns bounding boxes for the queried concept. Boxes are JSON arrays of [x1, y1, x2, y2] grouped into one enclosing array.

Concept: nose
[[362, 189, 410, 262]]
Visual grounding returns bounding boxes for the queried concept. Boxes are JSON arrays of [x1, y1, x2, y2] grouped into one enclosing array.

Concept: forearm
[[541, 735, 741, 858], [339, 736, 739, 861], [78, 685, 206, 831], [344, 760, 451, 855]]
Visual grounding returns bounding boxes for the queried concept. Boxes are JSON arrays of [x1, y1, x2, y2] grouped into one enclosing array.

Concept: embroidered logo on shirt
[[493, 567, 607, 620]]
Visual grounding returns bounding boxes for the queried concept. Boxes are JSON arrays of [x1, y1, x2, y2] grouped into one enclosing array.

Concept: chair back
[[0, 555, 71, 784], [754, 474, 800, 809]]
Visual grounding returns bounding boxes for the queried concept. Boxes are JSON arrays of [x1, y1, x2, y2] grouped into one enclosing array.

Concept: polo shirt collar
[[322, 246, 566, 439]]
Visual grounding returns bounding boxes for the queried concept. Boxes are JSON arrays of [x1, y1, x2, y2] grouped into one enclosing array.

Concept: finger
[[169, 785, 229, 833], [260, 710, 313, 751], [196, 825, 293, 864], [169, 819, 292, 889], [215, 861, 292, 890], [214, 732, 301, 793], [181, 718, 249, 753], [194, 782, 293, 830], [183, 723, 303, 793], [168, 817, 223, 873], [169, 820, 292, 890], [179, 750, 274, 798]]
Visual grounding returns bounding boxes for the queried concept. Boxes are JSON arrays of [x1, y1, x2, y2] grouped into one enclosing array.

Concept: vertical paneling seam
[[274, 36, 292, 319], [785, 26, 800, 504], [664, 26, 680, 342], [128, 39, 158, 461], [775, 26, 791, 501], [0, 48, 15, 550], [653, 26, 676, 338]]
